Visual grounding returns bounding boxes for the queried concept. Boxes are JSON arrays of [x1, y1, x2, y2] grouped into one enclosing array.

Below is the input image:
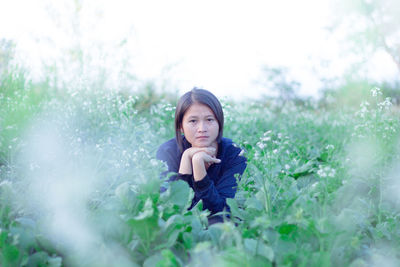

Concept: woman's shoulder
[[158, 137, 178, 149], [156, 138, 179, 161], [220, 137, 245, 159], [220, 137, 239, 149]]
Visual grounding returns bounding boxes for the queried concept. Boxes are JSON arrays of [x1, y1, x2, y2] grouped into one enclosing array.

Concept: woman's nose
[[198, 121, 207, 132]]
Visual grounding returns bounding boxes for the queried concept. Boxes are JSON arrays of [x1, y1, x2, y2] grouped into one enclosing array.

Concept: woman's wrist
[[179, 147, 214, 177], [179, 150, 193, 174], [192, 153, 207, 181]]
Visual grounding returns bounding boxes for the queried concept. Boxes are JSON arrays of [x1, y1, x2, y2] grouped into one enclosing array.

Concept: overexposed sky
[[0, 0, 398, 99]]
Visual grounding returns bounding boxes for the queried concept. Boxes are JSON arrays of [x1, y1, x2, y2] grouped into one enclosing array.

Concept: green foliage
[[1, 68, 400, 266], [320, 78, 400, 108]]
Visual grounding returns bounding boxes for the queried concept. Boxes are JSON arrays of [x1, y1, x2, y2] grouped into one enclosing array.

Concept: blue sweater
[[156, 136, 247, 214]]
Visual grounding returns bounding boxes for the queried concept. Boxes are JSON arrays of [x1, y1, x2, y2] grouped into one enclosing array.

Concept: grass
[[1, 70, 400, 266]]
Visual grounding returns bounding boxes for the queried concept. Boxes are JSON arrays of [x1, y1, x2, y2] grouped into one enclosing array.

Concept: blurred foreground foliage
[[1, 60, 400, 266]]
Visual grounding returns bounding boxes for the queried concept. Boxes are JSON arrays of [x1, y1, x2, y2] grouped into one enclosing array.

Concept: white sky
[[0, 0, 398, 99]]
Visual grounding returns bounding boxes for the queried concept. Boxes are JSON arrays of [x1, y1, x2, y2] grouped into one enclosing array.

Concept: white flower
[[0, 180, 12, 187], [317, 165, 335, 178], [257, 142, 266, 150], [325, 144, 334, 150], [263, 130, 272, 136], [378, 97, 392, 111], [317, 169, 327, 177], [371, 87, 382, 97]]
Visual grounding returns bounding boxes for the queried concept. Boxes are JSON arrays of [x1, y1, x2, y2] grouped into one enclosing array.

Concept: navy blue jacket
[[156, 136, 247, 214]]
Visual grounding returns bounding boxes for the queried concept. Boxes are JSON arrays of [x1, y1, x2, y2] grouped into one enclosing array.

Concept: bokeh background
[[1, 0, 399, 100]]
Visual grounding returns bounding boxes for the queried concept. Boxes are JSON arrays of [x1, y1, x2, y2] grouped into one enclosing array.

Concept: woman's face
[[181, 103, 219, 148]]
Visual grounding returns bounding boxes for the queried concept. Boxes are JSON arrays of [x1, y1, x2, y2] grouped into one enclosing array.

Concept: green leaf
[[154, 229, 180, 250], [143, 252, 163, 267], [226, 198, 243, 220], [207, 226, 222, 245], [245, 196, 263, 211], [349, 258, 368, 267], [163, 214, 184, 231], [190, 217, 203, 235], [127, 216, 159, 245], [310, 251, 331, 267], [115, 182, 134, 203], [14, 217, 36, 229], [292, 160, 315, 178], [47, 256, 62, 267], [143, 249, 182, 267], [10, 225, 36, 250], [244, 238, 274, 262], [193, 241, 212, 253], [182, 232, 193, 250], [2, 244, 20, 264], [244, 238, 257, 255], [256, 242, 274, 262], [158, 249, 181, 267], [168, 180, 191, 209], [278, 223, 298, 235], [134, 198, 154, 220], [26, 251, 49, 267], [0, 231, 8, 247]]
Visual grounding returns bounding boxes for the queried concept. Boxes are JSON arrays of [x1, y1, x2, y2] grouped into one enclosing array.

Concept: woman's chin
[[192, 140, 216, 148], [193, 142, 211, 148], [193, 144, 209, 148]]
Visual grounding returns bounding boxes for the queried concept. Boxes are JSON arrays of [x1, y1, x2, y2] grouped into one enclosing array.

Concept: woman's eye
[[207, 118, 214, 122], [189, 120, 196, 123]]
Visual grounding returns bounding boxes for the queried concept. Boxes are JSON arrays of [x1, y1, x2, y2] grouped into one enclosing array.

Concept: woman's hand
[[192, 151, 221, 181], [187, 147, 217, 158], [178, 147, 216, 175]]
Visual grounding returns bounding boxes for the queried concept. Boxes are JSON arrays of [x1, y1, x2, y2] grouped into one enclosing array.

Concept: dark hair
[[175, 88, 224, 152]]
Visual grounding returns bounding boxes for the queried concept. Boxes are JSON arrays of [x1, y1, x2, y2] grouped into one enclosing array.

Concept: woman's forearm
[[192, 156, 207, 181], [178, 151, 193, 175]]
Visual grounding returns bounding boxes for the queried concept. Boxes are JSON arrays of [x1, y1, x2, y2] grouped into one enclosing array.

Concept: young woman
[[156, 88, 247, 222]]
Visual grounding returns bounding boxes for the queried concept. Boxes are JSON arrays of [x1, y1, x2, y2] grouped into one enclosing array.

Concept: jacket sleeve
[[156, 142, 194, 190], [156, 143, 180, 193], [192, 148, 247, 214]]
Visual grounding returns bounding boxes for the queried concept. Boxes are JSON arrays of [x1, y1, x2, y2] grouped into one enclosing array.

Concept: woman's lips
[[196, 136, 209, 139]]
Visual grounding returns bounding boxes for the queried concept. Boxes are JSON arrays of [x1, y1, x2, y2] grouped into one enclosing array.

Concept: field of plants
[[1, 69, 400, 266]]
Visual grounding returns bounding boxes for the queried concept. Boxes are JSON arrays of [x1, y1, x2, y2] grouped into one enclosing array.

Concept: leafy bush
[[1, 70, 400, 266]]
